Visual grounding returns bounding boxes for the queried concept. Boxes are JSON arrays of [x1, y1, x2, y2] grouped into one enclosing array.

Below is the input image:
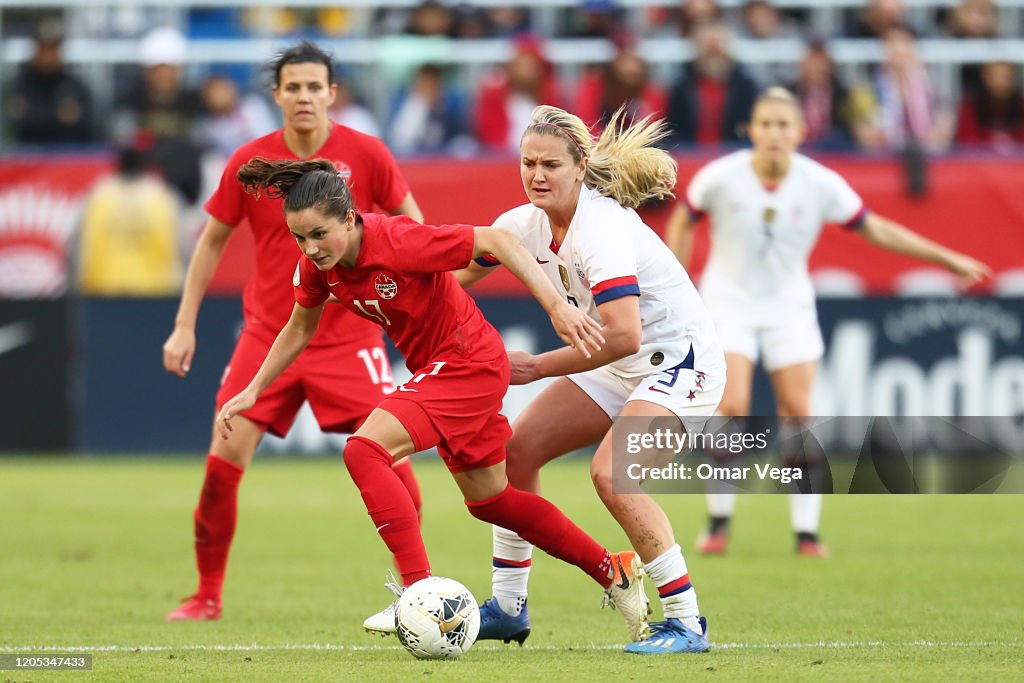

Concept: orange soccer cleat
[[166, 594, 222, 621], [697, 531, 729, 556], [797, 539, 828, 558]]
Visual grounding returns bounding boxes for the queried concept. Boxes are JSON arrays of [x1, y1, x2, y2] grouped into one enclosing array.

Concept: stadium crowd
[[3, 0, 1022, 161]]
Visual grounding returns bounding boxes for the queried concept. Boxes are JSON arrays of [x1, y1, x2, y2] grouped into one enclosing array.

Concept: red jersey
[[205, 124, 410, 347], [294, 214, 506, 372]]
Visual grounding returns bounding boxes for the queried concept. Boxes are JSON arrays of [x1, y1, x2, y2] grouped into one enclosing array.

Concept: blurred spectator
[[113, 26, 205, 204], [76, 145, 183, 296], [868, 26, 955, 152], [198, 74, 276, 158], [956, 61, 1024, 153], [451, 5, 493, 39], [574, 42, 667, 131], [487, 7, 531, 37], [406, 0, 454, 36], [666, 19, 759, 146], [849, 0, 908, 38], [387, 63, 470, 154], [677, 0, 723, 37], [944, 0, 999, 38], [788, 41, 876, 149], [4, 20, 93, 144], [475, 36, 561, 153], [739, 0, 800, 39], [328, 78, 382, 137], [570, 0, 622, 39], [943, 0, 1000, 92]]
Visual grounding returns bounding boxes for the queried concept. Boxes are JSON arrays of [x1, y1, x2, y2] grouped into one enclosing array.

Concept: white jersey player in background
[[457, 105, 725, 655], [665, 87, 990, 557]]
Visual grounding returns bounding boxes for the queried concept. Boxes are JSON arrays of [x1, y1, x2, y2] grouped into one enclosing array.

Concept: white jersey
[[685, 150, 865, 306], [483, 185, 724, 379]]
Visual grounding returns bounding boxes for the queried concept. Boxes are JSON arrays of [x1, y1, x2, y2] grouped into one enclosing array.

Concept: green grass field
[[1, 456, 1021, 682]]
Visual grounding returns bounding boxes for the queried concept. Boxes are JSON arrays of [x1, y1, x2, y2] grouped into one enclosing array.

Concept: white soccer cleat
[[601, 551, 652, 641], [363, 571, 403, 637]]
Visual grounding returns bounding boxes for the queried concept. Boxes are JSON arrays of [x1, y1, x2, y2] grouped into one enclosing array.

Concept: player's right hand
[[549, 300, 605, 359], [216, 390, 256, 440], [163, 326, 196, 378]]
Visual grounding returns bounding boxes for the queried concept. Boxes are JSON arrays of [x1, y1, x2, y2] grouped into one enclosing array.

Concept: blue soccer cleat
[[623, 617, 710, 654], [476, 597, 531, 646]]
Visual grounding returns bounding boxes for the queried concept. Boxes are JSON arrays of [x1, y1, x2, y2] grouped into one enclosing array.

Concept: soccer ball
[[395, 576, 480, 660]]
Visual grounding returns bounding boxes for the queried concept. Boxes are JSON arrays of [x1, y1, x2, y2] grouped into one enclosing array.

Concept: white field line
[[0, 640, 1014, 653]]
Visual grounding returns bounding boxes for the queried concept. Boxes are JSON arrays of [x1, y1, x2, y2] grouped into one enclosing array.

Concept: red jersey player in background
[[218, 157, 651, 641], [162, 42, 424, 621]]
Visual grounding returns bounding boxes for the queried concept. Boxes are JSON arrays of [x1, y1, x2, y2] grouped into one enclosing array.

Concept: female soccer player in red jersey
[[217, 157, 650, 640], [163, 42, 425, 622]]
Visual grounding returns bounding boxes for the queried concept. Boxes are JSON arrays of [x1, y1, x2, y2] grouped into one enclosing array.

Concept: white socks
[[491, 526, 533, 617], [644, 544, 700, 633], [789, 493, 822, 533]]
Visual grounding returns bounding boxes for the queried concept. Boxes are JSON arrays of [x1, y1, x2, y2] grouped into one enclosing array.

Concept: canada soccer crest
[[374, 272, 398, 299], [332, 161, 353, 180]]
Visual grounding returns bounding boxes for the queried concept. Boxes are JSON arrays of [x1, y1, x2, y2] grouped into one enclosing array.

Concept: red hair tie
[[533, 121, 587, 160]]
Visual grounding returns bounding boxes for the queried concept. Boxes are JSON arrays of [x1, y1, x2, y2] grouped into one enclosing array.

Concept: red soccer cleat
[[166, 594, 222, 621], [697, 531, 728, 555], [797, 540, 828, 558]]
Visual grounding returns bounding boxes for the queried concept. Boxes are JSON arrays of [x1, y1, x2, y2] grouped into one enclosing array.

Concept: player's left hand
[[216, 390, 258, 439], [946, 253, 992, 287], [508, 351, 541, 385], [548, 301, 605, 359]]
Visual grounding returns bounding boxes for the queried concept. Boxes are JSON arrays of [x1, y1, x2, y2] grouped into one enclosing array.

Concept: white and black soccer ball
[[395, 577, 480, 660]]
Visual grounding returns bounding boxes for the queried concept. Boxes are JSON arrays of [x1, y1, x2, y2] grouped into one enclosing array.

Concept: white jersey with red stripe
[[685, 150, 866, 308], [484, 185, 723, 379]]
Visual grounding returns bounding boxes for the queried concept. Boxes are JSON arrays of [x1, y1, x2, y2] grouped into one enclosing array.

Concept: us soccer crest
[[374, 272, 398, 299], [558, 265, 571, 292]]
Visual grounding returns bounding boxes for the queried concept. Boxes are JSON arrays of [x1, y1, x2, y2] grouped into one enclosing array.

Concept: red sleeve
[[374, 215, 475, 273], [293, 257, 330, 309], [203, 147, 249, 227], [368, 136, 411, 212]]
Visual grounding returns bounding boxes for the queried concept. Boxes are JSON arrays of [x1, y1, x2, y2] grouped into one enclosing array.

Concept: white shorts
[[568, 362, 725, 427], [710, 299, 824, 372]]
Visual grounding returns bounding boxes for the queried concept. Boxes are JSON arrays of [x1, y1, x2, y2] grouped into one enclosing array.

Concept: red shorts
[[380, 351, 512, 473], [216, 327, 391, 437]]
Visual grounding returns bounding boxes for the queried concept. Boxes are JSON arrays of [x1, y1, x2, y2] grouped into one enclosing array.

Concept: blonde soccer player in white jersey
[[666, 87, 990, 557], [456, 105, 726, 654]]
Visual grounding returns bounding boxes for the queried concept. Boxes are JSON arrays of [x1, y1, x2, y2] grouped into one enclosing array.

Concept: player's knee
[[716, 396, 750, 417], [590, 461, 614, 501]]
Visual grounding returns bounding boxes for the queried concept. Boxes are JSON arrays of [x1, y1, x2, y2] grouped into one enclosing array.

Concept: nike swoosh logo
[[0, 321, 34, 356], [328, 281, 341, 286], [398, 386, 418, 392], [615, 556, 630, 590], [536, 258, 549, 264], [375, 523, 390, 532]]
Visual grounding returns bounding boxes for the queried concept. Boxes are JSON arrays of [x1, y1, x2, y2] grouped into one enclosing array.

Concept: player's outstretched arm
[[472, 227, 604, 358], [453, 261, 494, 289], [162, 217, 234, 377], [216, 302, 323, 439], [859, 213, 992, 287], [507, 295, 643, 384], [665, 203, 696, 268]]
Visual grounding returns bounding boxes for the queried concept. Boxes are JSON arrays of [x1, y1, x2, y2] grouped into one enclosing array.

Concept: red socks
[[466, 485, 612, 588], [392, 458, 423, 520], [343, 436, 431, 585], [193, 454, 244, 600]]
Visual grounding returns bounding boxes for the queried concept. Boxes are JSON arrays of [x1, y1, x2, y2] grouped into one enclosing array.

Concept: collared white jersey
[[685, 150, 866, 305], [481, 184, 724, 379]]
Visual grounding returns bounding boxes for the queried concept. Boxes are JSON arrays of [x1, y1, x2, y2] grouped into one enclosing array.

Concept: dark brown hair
[[237, 158, 353, 218]]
